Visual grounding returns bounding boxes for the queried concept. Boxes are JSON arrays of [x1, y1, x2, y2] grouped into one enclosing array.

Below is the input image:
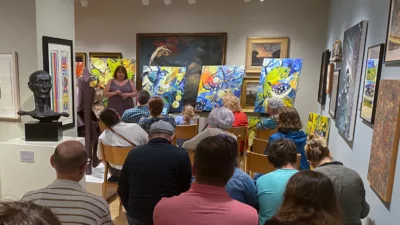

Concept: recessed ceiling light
[[142, 0, 150, 5], [164, 0, 172, 5], [188, 0, 196, 4], [244, 0, 251, 2]]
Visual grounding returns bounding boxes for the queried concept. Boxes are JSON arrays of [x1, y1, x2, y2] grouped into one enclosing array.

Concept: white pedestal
[[0, 137, 85, 200]]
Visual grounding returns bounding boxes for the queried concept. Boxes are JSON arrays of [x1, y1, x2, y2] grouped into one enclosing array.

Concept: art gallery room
[[2, 0, 400, 224]]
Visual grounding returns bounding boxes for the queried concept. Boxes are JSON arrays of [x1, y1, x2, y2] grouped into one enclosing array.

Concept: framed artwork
[[367, 80, 400, 203], [306, 112, 330, 140], [42, 36, 75, 129], [329, 69, 341, 119], [247, 116, 261, 148], [89, 52, 122, 60], [254, 58, 303, 113], [245, 37, 289, 74], [90, 58, 135, 89], [360, 44, 384, 124], [318, 50, 331, 105], [136, 33, 227, 106], [75, 52, 86, 78], [385, 0, 400, 63], [326, 63, 335, 94], [335, 21, 368, 142], [240, 78, 259, 112], [142, 66, 187, 113], [195, 65, 245, 112], [0, 52, 20, 120]]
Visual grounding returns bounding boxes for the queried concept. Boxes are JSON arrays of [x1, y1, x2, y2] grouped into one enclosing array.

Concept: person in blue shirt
[[256, 138, 298, 225], [121, 90, 150, 123], [256, 97, 284, 130], [175, 105, 196, 125]]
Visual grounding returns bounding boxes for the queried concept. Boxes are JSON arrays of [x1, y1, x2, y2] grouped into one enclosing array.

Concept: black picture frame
[[329, 69, 341, 119], [318, 50, 331, 105], [42, 36, 75, 130], [75, 52, 87, 67], [384, 0, 400, 64]]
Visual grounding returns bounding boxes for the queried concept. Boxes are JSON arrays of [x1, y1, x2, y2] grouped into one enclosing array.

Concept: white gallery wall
[[75, 0, 330, 124]]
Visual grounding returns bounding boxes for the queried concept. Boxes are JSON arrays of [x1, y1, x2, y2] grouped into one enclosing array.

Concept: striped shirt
[[121, 105, 149, 123], [22, 179, 112, 225]]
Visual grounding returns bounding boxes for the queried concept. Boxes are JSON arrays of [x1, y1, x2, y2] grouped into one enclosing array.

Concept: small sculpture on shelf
[[330, 39, 342, 62]]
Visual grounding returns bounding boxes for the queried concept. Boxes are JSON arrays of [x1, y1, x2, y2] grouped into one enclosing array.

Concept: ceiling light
[[142, 0, 150, 5], [244, 0, 251, 2], [164, 0, 171, 5], [80, 0, 88, 7], [188, 0, 196, 4]]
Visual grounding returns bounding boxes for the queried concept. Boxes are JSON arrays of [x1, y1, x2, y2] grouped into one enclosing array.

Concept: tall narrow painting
[[367, 80, 400, 203], [195, 65, 244, 111], [329, 69, 341, 119], [0, 52, 20, 120], [136, 33, 227, 106], [254, 58, 303, 113], [306, 112, 330, 140], [142, 66, 187, 113], [317, 50, 331, 105], [335, 21, 368, 142], [385, 0, 400, 63], [42, 36, 75, 129]]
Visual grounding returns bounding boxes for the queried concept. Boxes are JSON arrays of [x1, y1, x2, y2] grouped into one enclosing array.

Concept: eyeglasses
[[80, 159, 91, 168]]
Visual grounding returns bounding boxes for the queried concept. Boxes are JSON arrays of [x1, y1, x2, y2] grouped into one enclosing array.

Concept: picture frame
[[329, 69, 341, 119], [42, 36, 75, 129], [318, 50, 331, 105], [360, 44, 384, 124], [245, 37, 289, 74], [326, 63, 335, 94], [384, 0, 400, 63], [0, 52, 20, 121], [89, 52, 123, 60], [75, 52, 87, 78], [240, 78, 259, 112]]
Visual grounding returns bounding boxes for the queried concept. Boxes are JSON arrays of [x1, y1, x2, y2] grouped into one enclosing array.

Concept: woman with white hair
[[256, 97, 284, 130], [182, 107, 237, 151]]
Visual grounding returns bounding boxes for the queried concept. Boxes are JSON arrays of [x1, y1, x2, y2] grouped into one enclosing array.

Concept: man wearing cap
[[118, 121, 192, 225]]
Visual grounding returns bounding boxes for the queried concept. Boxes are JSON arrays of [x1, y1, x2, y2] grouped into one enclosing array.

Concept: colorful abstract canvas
[[254, 58, 303, 113], [142, 66, 187, 112], [306, 112, 330, 140], [336, 21, 368, 141], [76, 62, 84, 78], [195, 65, 245, 111], [90, 58, 135, 90], [247, 116, 261, 148], [368, 80, 400, 203]]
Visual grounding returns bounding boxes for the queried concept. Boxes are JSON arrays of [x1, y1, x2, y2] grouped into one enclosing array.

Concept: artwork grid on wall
[[195, 65, 245, 112], [245, 37, 289, 74], [326, 63, 335, 94], [254, 58, 303, 113], [42, 36, 75, 129], [241, 78, 259, 112], [318, 50, 331, 105], [306, 112, 330, 140], [136, 33, 227, 106], [360, 44, 384, 124], [329, 69, 341, 119], [384, 0, 400, 63], [75, 52, 87, 78], [335, 20, 368, 142], [367, 80, 400, 203], [0, 52, 20, 121]]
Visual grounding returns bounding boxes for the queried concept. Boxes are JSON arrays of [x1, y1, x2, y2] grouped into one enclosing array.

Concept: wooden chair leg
[[118, 198, 123, 215], [102, 183, 107, 199]]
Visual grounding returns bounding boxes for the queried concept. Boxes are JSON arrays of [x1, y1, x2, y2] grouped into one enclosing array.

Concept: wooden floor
[[110, 198, 128, 225]]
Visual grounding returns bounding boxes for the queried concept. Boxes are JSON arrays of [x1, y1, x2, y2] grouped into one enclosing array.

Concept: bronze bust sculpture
[[18, 70, 69, 122]]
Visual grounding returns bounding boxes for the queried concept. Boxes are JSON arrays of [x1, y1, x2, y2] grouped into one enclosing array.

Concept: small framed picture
[[326, 63, 335, 94], [0, 52, 20, 121], [240, 78, 259, 112], [89, 52, 123, 60], [75, 52, 87, 78], [329, 69, 341, 119]]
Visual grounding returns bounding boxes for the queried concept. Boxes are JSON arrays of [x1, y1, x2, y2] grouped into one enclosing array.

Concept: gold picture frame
[[245, 37, 289, 74], [89, 52, 123, 60], [241, 78, 260, 112]]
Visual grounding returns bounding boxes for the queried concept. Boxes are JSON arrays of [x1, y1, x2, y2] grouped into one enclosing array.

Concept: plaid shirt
[[139, 115, 176, 133], [121, 105, 150, 123]]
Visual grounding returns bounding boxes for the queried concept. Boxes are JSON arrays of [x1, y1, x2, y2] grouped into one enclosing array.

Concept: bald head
[[53, 141, 88, 174]]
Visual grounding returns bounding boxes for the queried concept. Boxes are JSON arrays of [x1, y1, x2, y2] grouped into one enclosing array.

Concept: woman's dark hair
[[113, 65, 128, 80], [265, 138, 297, 168], [0, 201, 61, 225], [137, 90, 151, 105], [148, 96, 164, 117], [277, 107, 303, 131], [99, 108, 120, 127], [272, 170, 341, 225], [305, 134, 331, 163]]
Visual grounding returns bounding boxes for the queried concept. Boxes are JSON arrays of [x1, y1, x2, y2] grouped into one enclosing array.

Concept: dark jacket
[[118, 138, 192, 223]]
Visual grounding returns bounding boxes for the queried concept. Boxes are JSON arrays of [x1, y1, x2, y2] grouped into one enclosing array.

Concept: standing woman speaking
[[104, 65, 137, 116]]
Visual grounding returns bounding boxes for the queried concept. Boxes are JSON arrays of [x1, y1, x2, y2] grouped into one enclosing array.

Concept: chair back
[[175, 124, 198, 139], [246, 151, 275, 178], [256, 129, 277, 140], [228, 126, 248, 151], [101, 144, 133, 165], [253, 138, 268, 154]]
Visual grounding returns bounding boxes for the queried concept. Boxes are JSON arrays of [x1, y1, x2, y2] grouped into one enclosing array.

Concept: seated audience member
[[257, 139, 298, 224], [153, 136, 258, 225], [0, 201, 61, 225], [122, 90, 151, 123], [182, 107, 236, 151], [139, 96, 176, 133], [118, 121, 192, 225], [264, 170, 341, 225], [22, 141, 112, 225], [223, 93, 248, 127], [222, 134, 258, 209], [256, 97, 284, 130], [175, 105, 196, 125], [98, 108, 148, 180], [305, 134, 370, 225], [268, 107, 310, 170]]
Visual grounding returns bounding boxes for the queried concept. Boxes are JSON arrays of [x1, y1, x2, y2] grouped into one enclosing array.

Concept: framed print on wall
[[385, 0, 400, 63], [329, 69, 341, 119], [317, 50, 331, 105], [326, 63, 335, 94], [89, 52, 122, 60], [0, 52, 20, 121], [75, 52, 87, 78], [245, 37, 289, 74], [360, 44, 384, 124], [42, 36, 75, 129], [240, 78, 259, 112]]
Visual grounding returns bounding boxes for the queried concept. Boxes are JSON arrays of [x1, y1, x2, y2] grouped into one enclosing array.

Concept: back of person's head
[[277, 106, 302, 131], [0, 201, 61, 225], [222, 93, 242, 112], [265, 97, 284, 115], [194, 136, 237, 186], [148, 120, 175, 143], [182, 105, 195, 124], [51, 141, 88, 180], [305, 134, 331, 167], [265, 138, 297, 168], [137, 90, 151, 105], [99, 108, 120, 127], [275, 170, 341, 225], [148, 96, 164, 117], [208, 107, 234, 130]]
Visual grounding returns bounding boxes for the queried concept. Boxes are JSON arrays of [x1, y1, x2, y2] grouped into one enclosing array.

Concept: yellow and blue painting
[[195, 65, 245, 111], [142, 66, 187, 113], [306, 112, 330, 140], [254, 58, 303, 113]]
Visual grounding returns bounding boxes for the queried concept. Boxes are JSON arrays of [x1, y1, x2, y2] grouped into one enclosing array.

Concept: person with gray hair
[[256, 97, 284, 130], [0, 201, 61, 225], [182, 107, 236, 151]]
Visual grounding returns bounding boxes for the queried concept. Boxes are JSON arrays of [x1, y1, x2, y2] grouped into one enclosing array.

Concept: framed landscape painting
[[318, 50, 331, 105], [385, 0, 400, 63], [329, 69, 341, 119], [0, 52, 20, 121], [241, 78, 259, 112]]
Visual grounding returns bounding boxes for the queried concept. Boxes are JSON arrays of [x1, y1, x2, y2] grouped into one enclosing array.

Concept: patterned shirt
[[139, 115, 176, 133], [256, 115, 278, 130], [122, 105, 149, 123]]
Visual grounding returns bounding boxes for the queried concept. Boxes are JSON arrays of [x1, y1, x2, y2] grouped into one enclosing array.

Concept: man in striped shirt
[[22, 141, 113, 225]]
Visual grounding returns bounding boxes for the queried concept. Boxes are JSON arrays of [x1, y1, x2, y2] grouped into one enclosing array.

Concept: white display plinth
[[0, 137, 85, 200]]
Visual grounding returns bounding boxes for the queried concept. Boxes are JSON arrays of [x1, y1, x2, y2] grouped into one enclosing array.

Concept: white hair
[[266, 97, 284, 109], [208, 107, 234, 130]]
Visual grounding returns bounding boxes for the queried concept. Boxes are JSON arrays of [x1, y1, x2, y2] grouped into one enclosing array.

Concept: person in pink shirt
[[153, 135, 258, 225]]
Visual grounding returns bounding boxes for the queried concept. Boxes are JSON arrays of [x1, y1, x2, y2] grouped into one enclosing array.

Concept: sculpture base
[[25, 121, 62, 142]]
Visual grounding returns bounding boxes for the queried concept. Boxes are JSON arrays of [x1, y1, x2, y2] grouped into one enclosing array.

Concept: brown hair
[[305, 134, 330, 163], [277, 107, 303, 131], [137, 90, 150, 105], [148, 96, 164, 117], [273, 170, 341, 225], [0, 201, 61, 225], [182, 105, 195, 124], [265, 138, 297, 168], [222, 93, 242, 112], [113, 65, 128, 80], [99, 108, 120, 127]]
